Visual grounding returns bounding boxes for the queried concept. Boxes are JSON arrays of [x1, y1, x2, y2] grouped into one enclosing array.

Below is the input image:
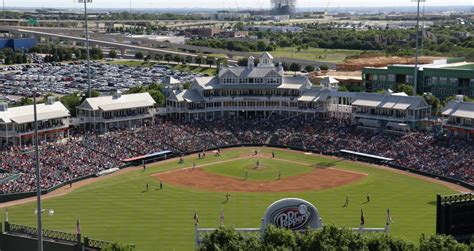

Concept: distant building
[[362, 60, 474, 99], [0, 97, 70, 147], [76, 91, 156, 132], [217, 31, 249, 38], [185, 28, 221, 38], [271, 0, 296, 16], [442, 95, 474, 139], [0, 38, 37, 51], [253, 15, 290, 22], [216, 12, 251, 21], [243, 25, 302, 33]]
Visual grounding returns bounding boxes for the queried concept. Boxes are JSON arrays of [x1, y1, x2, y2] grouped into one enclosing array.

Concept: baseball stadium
[[0, 53, 473, 250]]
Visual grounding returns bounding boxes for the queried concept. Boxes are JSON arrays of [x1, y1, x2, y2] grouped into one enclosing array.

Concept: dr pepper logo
[[271, 204, 312, 230]]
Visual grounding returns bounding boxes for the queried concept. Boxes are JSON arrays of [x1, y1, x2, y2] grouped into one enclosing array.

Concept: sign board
[[261, 198, 321, 231]]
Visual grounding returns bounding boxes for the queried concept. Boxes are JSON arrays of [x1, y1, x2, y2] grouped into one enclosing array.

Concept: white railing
[[167, 106, 327, 113]]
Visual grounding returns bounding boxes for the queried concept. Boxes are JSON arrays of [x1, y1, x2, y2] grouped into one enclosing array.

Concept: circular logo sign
[[261, 198, 321, 231]]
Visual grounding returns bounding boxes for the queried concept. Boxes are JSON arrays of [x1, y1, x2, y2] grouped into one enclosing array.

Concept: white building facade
[[76, 91, 156, 132], [166, 53, 432, 132], [0, 97, 70, 147], [442, 95, 474, 139]]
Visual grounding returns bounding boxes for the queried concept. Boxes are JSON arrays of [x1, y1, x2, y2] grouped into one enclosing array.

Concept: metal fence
[[6, 222, 78, 243]]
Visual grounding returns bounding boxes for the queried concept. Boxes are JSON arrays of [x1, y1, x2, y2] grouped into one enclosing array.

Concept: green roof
[[443, 64, 474, 71]]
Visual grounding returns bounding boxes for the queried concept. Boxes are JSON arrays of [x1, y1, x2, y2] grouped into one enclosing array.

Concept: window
[[388, 74, 395, 82], [432, 77, 438, 85], [406, 75, 414, 83]]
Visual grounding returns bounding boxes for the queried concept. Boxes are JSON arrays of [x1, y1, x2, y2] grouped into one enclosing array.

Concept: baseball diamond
[[0, 147, 465, 250]]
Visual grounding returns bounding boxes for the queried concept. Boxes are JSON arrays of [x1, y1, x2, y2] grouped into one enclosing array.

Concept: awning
[[393, 103, 411, 110], [358, 118, 380, 128], [451, 110, 474, 119], [352, 100, 381, 107], [387, 122, 410, 131]]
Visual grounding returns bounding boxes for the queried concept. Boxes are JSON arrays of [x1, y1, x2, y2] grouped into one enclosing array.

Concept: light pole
[[33, 74, 42, 251], [80, 0, 92, 98], [3, 0, 6, 27], [412, 0, 426, 96]]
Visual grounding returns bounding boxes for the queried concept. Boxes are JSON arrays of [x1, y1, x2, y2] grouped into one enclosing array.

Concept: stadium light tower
[[80, 0, 92, 98], [411, 0, 426, 96], [33, 73, 43, 251]]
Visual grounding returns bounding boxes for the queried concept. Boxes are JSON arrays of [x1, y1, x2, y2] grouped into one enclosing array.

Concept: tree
[[183, 82, 191, 90], [205, 57, 215, 67], [319, 64, 329, 71], [102, 243, 134, 251], [237, 58, 248, 67], [394, 84, 414, 96], [134, 51, 144, 61], [195, 55, 204, 66], [164, 54, 172, 63], [154, 54, 163, 61], [338, 85, 349, 92], [15, 97, 33, 107], [148, 89, 165, 107], [108, 49, 117, 59], [304, 65, 315, 72], [423, 93, 441, 115], [144, 54, 152, 62], [59, 93, 81, 117], [289, 63, 301, 74], [173, 55, 182, 64]]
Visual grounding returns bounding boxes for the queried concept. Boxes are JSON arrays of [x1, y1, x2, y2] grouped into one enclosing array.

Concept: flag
[[386, 208, 392, 225], [360, 209, 365, 226], [193, 210, 199, 225], [76, 219, 81, 235], [220, 208, 224, 226]]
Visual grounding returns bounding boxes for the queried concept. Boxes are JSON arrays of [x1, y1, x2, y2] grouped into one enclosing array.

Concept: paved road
[[8, 27, 336, 69]]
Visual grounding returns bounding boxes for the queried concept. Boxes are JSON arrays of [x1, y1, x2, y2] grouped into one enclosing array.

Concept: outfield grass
[[268, 47, 365, 63], [1, 148, 456, 250], [204, 157, 314, 181], [172, 64, 217, 75]]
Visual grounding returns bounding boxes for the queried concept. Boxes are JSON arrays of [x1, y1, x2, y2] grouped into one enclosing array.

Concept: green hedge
[[199, 225, 471, 251]]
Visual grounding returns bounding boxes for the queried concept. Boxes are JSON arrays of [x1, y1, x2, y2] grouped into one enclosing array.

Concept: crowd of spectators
[[0, 117, 472, 194]]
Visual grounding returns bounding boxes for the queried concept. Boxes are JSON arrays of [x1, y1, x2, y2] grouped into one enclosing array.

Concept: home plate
[[304, 152, 313, 155]]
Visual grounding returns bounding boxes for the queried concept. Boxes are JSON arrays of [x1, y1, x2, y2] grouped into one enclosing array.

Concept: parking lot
[[0, 61, 202, 102]]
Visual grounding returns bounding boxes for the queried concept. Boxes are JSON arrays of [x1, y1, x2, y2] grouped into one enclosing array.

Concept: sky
[[6, 0, 474, 9]]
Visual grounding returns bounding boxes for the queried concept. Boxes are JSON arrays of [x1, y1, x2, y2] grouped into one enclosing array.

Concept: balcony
[[77, 113, 155, 124], [166, 106, 327, 113], [0, 124, 69, 138], [443, 121, 474, 130], [353, 112, 428, 122]]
